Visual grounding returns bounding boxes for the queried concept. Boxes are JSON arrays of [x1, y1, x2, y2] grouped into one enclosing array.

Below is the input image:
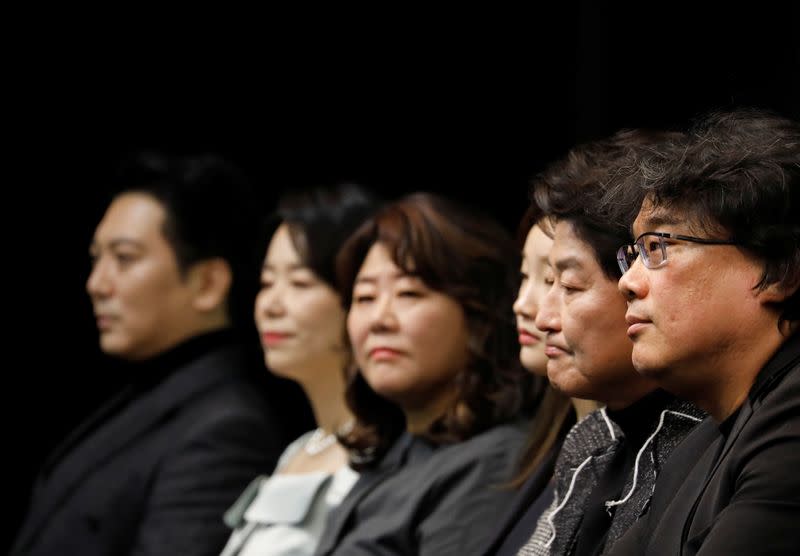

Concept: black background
[[6, 3, 798, 550]]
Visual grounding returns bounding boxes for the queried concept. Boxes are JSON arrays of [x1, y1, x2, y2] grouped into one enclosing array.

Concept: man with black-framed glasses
[[616, 232, 739, 274], [608, 109, 800, 555]]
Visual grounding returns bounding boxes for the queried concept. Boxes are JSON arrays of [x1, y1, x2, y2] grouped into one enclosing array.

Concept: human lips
[[625, 313, 652, 338], [367, 346, 404, 361], [543, 340, 570, 358], [262, 331, 294, 347], [94, 313, 117, 331], [518, 328, 542, 346]]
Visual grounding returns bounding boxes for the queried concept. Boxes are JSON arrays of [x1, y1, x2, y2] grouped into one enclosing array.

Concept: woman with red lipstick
[[314, 193, 539, 556], [220, 184, 377, 556]]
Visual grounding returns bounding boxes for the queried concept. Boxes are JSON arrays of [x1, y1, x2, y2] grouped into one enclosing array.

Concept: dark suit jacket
[[12, 334, 286, 556], [315, 421, 528, 556], [480, 447, 558, 556], [607, 334, 800, 556]]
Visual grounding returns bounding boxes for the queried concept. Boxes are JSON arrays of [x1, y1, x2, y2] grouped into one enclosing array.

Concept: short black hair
[[532, 129, 685, 280], [112, 152, 259, 329], [269, 183, 378, 289], [640, 108, 800, 323]]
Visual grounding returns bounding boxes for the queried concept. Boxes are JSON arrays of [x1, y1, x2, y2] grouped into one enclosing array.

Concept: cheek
[[253, 291, 268, 321], [346, 309, 368, 354], [308, 298, 344, 334], [418, 311, 468, 371]]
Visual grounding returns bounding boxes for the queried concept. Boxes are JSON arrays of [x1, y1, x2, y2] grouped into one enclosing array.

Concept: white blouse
[[220, 432, 359, 556]]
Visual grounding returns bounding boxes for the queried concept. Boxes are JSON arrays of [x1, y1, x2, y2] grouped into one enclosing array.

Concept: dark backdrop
[[6, 3, 798, 550]]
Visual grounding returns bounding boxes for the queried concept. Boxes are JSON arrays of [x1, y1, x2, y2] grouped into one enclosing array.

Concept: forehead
[[94, 193, 167, 245], [265, 223, 303, 265], [550, 221, 602, 272], [357, 242, 402, 276], [523, 224, 553, 259], [633, 198, 691, 234]]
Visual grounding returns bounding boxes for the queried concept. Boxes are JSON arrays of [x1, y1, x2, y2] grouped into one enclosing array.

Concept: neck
[[695, 332, 787, 422], [571, 398, 600, 420], [294, 354, 353, 434], [171, 314, 230, 351], [404, 389, 458, 435], [603, 378, 659, 411]]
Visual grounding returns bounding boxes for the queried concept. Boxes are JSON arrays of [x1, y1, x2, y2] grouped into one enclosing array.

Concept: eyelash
[[559, 281, 580, 293], [115, 253, 136, 264], [398, 290, 422, 298], [259, 276, 315, 288]]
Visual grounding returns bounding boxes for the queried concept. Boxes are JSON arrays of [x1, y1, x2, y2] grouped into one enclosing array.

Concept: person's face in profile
[[536, 220, 654, 407], [254, 223, 346, 380], [513, 223, 554, 376], [86, 193, 199, 360], [347, 242, 469, 415], [618, 198, 769, 390]]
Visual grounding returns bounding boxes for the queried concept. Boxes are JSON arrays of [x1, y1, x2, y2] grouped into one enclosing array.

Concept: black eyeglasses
[[617, 232, 739, 273]]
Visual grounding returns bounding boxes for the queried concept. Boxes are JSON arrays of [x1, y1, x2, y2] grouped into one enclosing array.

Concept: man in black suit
[[12, 154, 294, 556], [609, 109, 800, 555]]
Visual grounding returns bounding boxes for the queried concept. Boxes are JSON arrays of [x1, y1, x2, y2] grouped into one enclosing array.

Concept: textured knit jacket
[[520, 394, 705, 556]]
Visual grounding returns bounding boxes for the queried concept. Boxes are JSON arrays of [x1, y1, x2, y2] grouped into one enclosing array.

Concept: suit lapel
[[316, 433, 413, 555], [17, 345, 243, 549], [681, 340, 800, 548]]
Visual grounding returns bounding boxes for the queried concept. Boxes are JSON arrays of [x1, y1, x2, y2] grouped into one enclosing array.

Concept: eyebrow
[[354, 270, 412, 285], [262, 262, 309, 272], [552, 255, 583, 272], [523, 252, 551, 263], [639, 212, 681, 230], [89, 238, 145, 252]]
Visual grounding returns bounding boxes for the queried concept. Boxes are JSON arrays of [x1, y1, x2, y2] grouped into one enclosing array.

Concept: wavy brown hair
[[336, 193, 542, 469]]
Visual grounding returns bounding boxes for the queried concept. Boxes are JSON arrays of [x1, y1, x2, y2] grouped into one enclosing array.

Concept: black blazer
[[12, 340, 286, 556], [480, 446, 558, 556], [315, 421, 528, 556], [607, 334, 800, 556]]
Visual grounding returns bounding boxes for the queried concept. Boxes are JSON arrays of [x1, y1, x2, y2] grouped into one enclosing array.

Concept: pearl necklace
[[303, 427, 338, 456]]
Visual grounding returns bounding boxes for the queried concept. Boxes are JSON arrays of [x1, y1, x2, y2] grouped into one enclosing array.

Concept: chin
[[520, 354, 548, 377], [99, 336, 126, 356], [631, 349, 666, 379], [266, 358, 302, 380], [547, 369, 590, 398], [363, 376, 406, 403]]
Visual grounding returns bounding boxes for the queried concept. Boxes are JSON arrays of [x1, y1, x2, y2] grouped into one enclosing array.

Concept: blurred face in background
[[87, 193, 202, 360], [514, 223, 553, 376], [255, 223, 345, 380], [347, 242, 469, 416]]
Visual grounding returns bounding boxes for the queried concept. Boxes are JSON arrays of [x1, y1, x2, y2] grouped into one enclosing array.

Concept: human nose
[[256, 281, 286, 319], [513, 279, 536, 320], [534, 283, 560, 334], [86, 255, 112, 299], [368, 292, 399, 332], [618, 254, 648, 301]]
